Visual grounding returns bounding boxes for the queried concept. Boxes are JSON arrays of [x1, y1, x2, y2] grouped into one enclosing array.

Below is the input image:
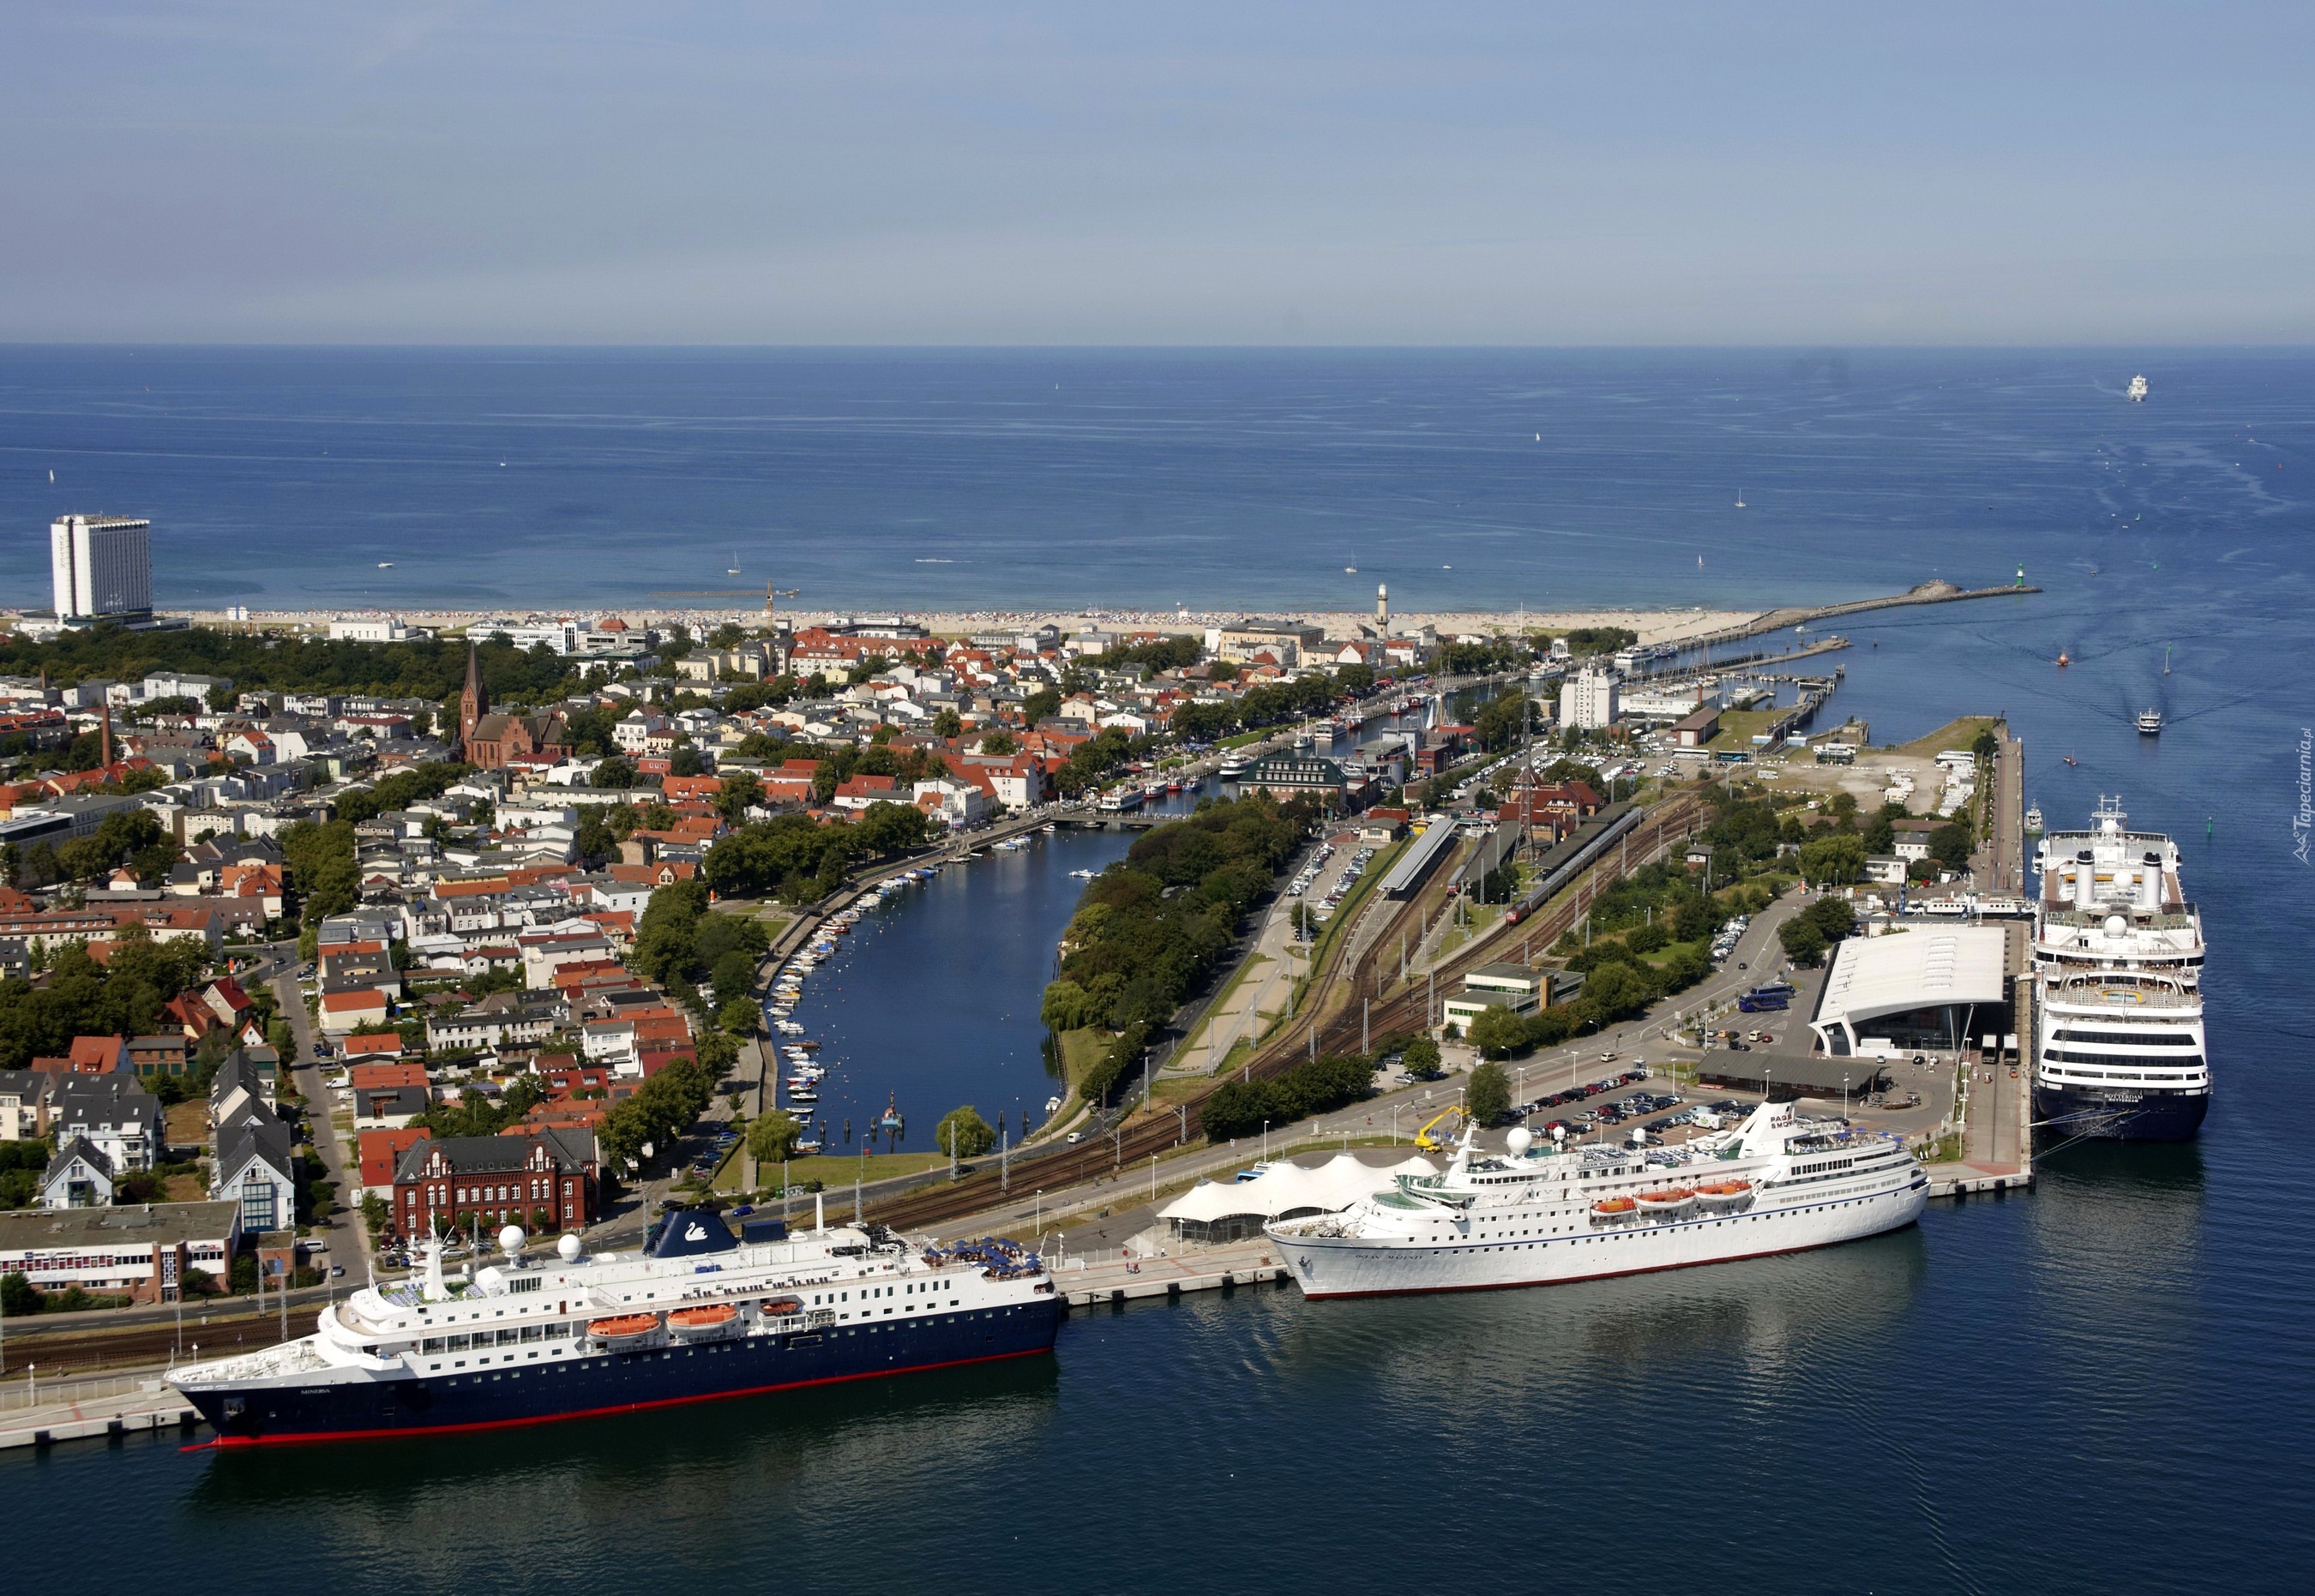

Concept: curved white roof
[[1159, 1153, 1437, 1226], [1813, 926, 2006, 1039]]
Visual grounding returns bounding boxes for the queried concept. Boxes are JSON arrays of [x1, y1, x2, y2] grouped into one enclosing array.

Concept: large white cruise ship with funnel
[[1266, 1104, 1926, 1299], [2030, 797, 2211, 1142]]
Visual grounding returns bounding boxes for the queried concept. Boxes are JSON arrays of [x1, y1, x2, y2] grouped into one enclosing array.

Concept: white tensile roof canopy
[[1158, 1153, 1437, 1228]]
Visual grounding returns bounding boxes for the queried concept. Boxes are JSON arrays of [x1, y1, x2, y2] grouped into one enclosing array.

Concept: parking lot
[[1284, 832, 1379, 927]]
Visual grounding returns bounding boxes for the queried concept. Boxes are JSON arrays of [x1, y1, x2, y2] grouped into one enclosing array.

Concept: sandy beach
[[165, 604, 1759, 645]]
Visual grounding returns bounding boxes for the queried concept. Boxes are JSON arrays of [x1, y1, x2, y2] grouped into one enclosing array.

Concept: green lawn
[[1897, 717, 2001, 758], [1054, 1027, 1113, 1095], [1703, 709, 1780, 753]]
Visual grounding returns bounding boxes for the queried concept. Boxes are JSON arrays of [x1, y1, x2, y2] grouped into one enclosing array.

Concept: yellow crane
[[766, 584, 801, 622], [1414, 1105, 1468, 1154]]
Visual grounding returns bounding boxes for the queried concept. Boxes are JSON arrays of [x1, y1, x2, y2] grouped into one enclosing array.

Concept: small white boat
[[2137, 708, 2162, 735]]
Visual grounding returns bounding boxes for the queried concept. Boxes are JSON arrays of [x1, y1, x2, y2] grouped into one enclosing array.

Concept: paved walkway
[[1166, 831, 1368, 1077]]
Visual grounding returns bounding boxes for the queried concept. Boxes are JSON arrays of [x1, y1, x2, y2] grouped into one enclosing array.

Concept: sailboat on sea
[[1735, 489, 1747, 508]]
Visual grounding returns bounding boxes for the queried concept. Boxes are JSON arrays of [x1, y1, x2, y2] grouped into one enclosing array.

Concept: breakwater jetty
[[1694, 579, 2038, 653]]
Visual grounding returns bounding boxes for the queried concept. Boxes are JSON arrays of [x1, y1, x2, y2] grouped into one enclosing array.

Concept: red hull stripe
[[187, 1346, 1050, 1451], [1295, 1228, 1914, 1299]]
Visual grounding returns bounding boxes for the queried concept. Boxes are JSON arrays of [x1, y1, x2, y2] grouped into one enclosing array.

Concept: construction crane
[[766, 585, 800, 622], [1414, 1105, 1469, 1154]]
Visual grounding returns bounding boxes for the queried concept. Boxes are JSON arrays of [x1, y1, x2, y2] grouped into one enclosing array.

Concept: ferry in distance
[[2127, 374, 2150, 402], [1268, 1104, 1927, 1299], [167, 1207, 1060, 1446], [2137, 708, 2162, 735]]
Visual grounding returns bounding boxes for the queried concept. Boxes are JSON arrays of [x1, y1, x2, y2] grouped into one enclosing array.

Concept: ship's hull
[[1272, 1176, 1927, 1299], [2034, 1082, 2208, 1143], [183, 1298, 1061, 1448]]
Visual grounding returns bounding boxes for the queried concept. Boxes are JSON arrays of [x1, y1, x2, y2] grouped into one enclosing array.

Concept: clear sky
[[7, 3, 2312, 344]]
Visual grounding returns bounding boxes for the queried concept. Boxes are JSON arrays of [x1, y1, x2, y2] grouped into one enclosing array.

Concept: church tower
[[458, 639, 488, 757]]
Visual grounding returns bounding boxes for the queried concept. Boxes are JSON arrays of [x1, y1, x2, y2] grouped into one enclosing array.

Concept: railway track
[[6, 1307, 322, 1376], [869, 793, 1704, 1233]]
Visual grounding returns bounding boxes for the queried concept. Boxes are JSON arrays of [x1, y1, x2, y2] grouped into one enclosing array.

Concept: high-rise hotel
[[50, 513, 153, 620]]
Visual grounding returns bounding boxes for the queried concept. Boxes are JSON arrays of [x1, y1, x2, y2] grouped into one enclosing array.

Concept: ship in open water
[[169, 1205, 1059, 1447], [2029, 797, 2210, 1142]]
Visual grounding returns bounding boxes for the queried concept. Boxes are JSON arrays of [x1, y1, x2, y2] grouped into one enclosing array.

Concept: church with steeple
[[456, 640, 489, 756], [456, 638, 571, 771]]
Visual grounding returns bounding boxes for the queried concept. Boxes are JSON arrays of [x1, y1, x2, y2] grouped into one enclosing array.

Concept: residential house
[[49, 1074, 165, 1171], [319, 988, 393, 1034], [213, 1104, 298, 1236], [0, 1070, 51, 1140], [207, 1050, 275, 1125], [426, 991, 566, 1053], [352, 1083, 432, 1130], [39, 1137, 117, 1209]]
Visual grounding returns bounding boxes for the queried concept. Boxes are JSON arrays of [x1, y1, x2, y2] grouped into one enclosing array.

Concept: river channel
[[772, 827, 1131, 1154]]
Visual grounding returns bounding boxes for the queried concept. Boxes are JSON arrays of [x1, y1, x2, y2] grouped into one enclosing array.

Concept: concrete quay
[[1051, 1239, 1294, 1308], [0, 1377, 203, 1452]]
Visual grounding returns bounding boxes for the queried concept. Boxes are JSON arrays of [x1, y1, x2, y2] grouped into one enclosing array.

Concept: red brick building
[[390, 1126, 601, 1238]]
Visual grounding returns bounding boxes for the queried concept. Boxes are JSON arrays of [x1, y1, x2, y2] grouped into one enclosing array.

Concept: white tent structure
[[1159, 1153, 1438, 1245]]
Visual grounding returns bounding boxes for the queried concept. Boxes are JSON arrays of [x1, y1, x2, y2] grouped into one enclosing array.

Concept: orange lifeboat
[[1634, 1187, 1698, 1217], [667, 1303, 740, 1340], [1590, 1197, 1639, 1224], [1696, 1179, 1754, 1210], [586, 1313, 663, 1346]]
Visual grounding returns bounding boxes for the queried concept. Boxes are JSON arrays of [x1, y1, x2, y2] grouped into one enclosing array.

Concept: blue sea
[[3, 348, 2312, 1594]]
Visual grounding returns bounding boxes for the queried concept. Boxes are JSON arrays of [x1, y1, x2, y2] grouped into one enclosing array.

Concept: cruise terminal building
[[1807, 926, 2010, 1059]]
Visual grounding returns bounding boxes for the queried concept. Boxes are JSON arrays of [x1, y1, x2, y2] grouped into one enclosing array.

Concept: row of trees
[[701, 803, 935, 903], [596, 1053, 725, 1172], [1040, 794, 1309, 1041], [1463, 933, 1717, 1060], [628, 878, 776, 1030], [0, 621, 587, 711], [1777, 897, 1859, 965], [1202, 1050, 1382, 1142], [1, 807, 177, 891], [1169, 671, 1349, 745], [0, 935, 213, 1071]]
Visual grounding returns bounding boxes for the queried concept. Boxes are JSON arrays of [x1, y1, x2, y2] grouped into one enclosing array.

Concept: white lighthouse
[[1375, 582, 1390, 632]]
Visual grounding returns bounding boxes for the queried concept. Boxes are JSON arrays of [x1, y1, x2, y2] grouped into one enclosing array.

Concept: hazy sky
[[7, 3, 2312, 344]]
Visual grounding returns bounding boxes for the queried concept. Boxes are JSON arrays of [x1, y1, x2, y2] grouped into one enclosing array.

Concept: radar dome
[[498, 1224, 526, 1257], [1505, 1127, 1533, 1156], [556, 1233, 583, 1263], [2103, 914, 2129, 937]]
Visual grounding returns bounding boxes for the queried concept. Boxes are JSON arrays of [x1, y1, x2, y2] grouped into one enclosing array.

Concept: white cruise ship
[[1267, 1105, 1926, 1299], [2029, 797, 2210, 1142]]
